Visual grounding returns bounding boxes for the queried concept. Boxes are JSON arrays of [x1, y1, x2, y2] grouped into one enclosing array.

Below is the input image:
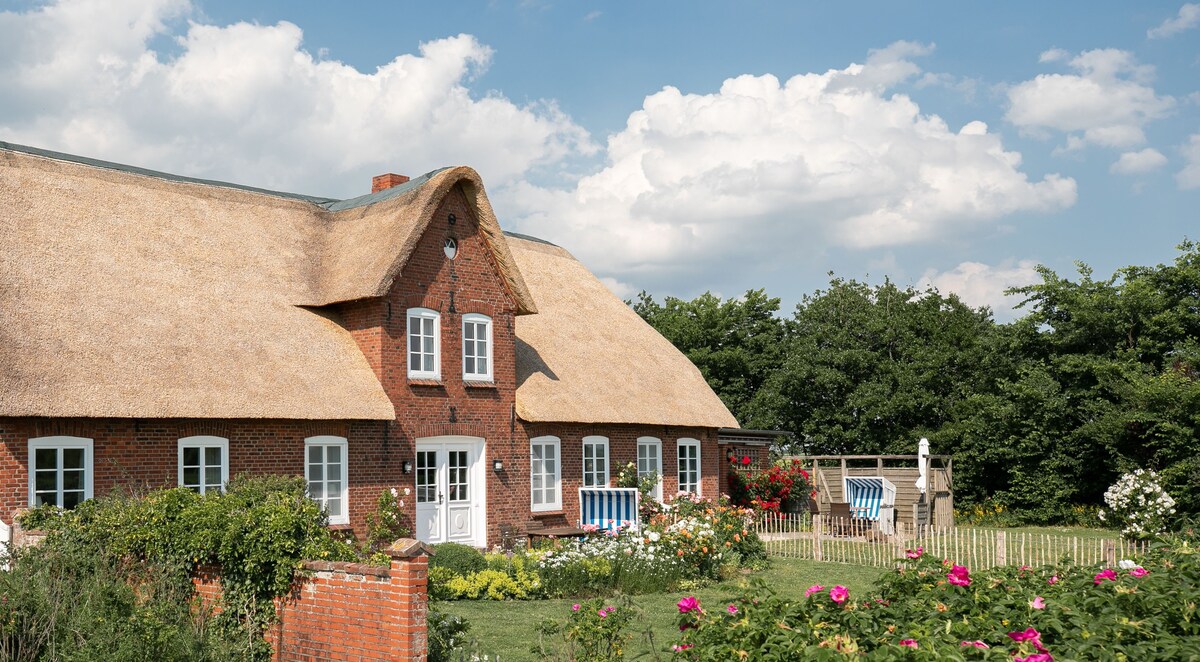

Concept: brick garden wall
[[193, 541, 430, 662]]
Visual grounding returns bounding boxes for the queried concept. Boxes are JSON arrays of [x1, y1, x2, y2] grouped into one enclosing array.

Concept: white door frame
[[414, 436, 487, 548]]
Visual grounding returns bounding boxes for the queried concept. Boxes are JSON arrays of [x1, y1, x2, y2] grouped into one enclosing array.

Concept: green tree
[[633, 289, 785, 426]]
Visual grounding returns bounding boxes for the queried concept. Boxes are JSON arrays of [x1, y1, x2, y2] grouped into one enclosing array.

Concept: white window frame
[[305, 435, 350, 525], [28, 436, 94, 509], [407, 307, 441, 379], [581, 435, 610, 488], [177, 436, 229, 495], [637, 436, 663, 502], [530, 436, 562, 512], [677, 438, 702, 496], [461, 313, 493, 382]]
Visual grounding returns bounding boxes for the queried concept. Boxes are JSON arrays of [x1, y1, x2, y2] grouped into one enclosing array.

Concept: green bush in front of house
[[10, 476, 362, 660]]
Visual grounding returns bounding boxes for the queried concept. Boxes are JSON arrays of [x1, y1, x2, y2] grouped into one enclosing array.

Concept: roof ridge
[[0, 139, 444, 210]]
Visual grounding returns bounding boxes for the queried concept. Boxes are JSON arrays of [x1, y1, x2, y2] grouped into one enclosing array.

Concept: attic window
[[444, 237, 458, 260]]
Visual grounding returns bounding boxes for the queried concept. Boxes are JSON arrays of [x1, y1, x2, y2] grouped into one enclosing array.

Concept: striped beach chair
[[843, 476, 897, 533], [578, 487, 640, 532]]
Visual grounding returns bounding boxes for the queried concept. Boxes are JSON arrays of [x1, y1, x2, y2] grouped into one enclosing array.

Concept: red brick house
[[0, 141, 743, 548]]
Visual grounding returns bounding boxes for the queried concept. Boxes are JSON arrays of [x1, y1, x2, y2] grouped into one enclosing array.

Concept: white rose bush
[[1099, 469, 1176, 539]]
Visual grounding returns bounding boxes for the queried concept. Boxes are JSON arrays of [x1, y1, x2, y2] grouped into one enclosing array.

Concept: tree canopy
[[635, 241, 1200, 522]]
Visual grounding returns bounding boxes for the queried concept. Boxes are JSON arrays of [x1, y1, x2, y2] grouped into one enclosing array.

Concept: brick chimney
[[372, 173, 410, 193]]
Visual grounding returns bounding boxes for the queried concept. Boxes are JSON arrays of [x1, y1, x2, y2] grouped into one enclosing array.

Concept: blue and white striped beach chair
[[578, 488, 640, 532], [843, 476, 897, 533]]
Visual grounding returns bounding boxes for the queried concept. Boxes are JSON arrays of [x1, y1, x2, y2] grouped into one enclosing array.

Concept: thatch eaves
[[509, 235, 739, 429]]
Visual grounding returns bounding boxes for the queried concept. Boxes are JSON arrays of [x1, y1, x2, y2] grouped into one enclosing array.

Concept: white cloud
[[919, 259, 1041, 320], [1148, 3, 1200, 39], [1038, 48, 1069, 63], [1005, 49, 1175, 150], [1178, 134, 1200, 189], [1110, 148, 1168, 175], [0, 0, 593, 196], [503, 42, 1075, 293]]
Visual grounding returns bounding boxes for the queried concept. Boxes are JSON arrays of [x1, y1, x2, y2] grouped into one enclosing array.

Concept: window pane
[[63, 448, 84, 469], [464, 324, 474, 341], [35, 470, 57, 492], [326, 497, 342, 517], [34, 492, 55, 507], [35, 448, 57, 469], [327, 446, 341, 464], [62, 491, 83, 509], [308, 445, 322, 464], [476, 357, 487, 374], [310, 481, 325, 500], [62, 470, 84, 491], [183, 447, 199, 466], [205, 447, 222, 466], [205, 466, 222, 487], [308, 463, 323, 481], [409, 317, 420, 335], [183, 467, 200, 487]]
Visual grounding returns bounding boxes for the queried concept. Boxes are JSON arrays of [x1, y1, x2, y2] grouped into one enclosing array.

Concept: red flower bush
[[727, 460, 812, 513]]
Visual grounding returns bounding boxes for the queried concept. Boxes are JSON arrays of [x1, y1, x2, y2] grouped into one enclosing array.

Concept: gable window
[[178, 436, 229, 495], [582, 436, 609, 487], [306, 436, 349, 525], [637, 436, 663, 502], [29, 436, 93, 509], [407, 308, 440, 379], [462, 313, 492, 381], [677, 438, 702, 495], [530, 436, 561, 512]]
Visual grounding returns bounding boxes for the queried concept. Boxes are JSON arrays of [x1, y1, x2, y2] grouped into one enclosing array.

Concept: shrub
[[671, 542, 1200, 660], [1100, 469, 1177, 539], [430, 542, 488, 577], [726, 460, 811, 513], [535, 597, 635, 661], [365, 487, 411, 551], [427, 607, 472, 662], [13, 476, 361, 660]]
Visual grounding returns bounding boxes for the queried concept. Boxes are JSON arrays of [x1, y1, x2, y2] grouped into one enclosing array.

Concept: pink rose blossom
[[571, 604, 580, 612], [1014, 655, 1053, 662], [947, 564, 971, 587], [900, 639, 918, 649], [960, 640, 990, 649], [805, 584, 825, 598], [1031, 596, 1046, 610], [677, 596, 699, 614], [1094, 568, 1117, 585], [671, 644, 693, 652], [905, 546, 924, 559], [1047, 575, 1059, 585], [1130, 567, 1149, 578], [726, 604, 738, 614], [1008, 627, 1041, 643], [829, 585, 849, 604]]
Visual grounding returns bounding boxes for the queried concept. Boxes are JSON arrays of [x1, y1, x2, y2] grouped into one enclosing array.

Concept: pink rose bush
[[667, 542, 1195, 660]]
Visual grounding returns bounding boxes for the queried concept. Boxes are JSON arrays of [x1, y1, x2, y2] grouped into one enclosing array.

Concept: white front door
[[414, 436, 486, 547]]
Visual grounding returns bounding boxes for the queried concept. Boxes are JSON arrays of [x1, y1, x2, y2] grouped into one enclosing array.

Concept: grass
[[439, 558, 885, 661]]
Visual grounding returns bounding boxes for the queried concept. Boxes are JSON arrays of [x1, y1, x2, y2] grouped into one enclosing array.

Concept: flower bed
[[666, 540, 1200, 659], [429, 494, 766, 600]]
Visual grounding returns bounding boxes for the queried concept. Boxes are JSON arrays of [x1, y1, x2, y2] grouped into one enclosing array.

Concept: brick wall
[[193, 540, 430, 662]]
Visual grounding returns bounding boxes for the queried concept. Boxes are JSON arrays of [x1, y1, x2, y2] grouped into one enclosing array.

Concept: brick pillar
[[387, 538, 432, 661]]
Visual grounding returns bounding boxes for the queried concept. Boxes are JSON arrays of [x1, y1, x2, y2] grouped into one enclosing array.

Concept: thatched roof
[[0, 142, 736, 429], [0, 143, 532, 420], [510, 235, 738, 428]]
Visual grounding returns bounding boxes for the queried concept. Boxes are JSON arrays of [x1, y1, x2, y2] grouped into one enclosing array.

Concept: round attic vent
[[444, 237, 458, 259]]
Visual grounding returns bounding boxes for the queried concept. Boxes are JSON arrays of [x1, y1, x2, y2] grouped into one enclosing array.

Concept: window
[[530, 436, 561, 512], [637, 436, 663, 502], [462, 313, 492, 381], [407, 307, 440, 379], [177, 436, 229, 494], [677, 438, 702, 495], [306, 436, 349, 525], [582, 436, 609, 487], [29, 436, 93, 509]]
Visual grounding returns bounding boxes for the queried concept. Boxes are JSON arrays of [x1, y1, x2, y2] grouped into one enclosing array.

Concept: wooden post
[[995, 530, 1006, 567], [813, 515, 823, 562], [1104, 539, 1116, 568]]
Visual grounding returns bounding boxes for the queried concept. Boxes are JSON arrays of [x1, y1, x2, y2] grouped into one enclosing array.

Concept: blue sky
[[2, 1, 1197, 319]]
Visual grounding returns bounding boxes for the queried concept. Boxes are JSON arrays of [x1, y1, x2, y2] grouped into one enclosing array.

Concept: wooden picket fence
[[752, 513, 1148, 570]]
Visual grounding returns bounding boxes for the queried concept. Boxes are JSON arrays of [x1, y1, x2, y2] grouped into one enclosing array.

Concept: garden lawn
[[440, 558, 884, 660]]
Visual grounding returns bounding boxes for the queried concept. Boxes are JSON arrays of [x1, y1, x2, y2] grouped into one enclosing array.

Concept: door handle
[[438, 492, 444, 504]]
